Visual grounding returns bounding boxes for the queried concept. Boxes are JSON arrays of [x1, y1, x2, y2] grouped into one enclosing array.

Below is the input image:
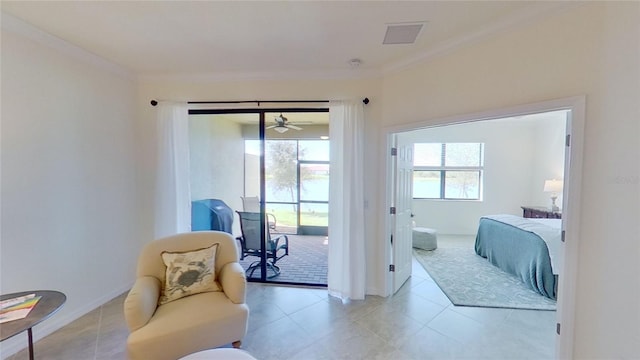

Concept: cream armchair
[[124, 231, 249, 360]]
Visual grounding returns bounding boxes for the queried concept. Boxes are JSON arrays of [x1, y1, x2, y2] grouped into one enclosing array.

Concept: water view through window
[[245, 139, 329, 233], [413, 142, 484, 200]]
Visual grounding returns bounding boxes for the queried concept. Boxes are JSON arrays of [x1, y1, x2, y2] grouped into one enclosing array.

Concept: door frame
[[189, 107, 329, 285], [381, 96, 585, 360]]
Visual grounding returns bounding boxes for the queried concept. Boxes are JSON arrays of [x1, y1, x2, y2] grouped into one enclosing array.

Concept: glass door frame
[[189, 107, 329, 285]]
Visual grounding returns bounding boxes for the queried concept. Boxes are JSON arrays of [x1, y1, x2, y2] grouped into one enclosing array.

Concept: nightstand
[[521, 206, 561, 219]]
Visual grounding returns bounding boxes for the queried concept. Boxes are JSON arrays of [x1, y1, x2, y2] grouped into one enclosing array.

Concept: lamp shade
[[543, 179, 563, 193]]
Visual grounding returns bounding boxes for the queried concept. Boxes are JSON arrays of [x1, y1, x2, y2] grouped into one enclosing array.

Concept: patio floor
[[238, 234, 328, 285]]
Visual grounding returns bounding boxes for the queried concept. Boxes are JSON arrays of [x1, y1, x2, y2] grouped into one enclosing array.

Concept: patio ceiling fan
[[266, 114, 305, 133]]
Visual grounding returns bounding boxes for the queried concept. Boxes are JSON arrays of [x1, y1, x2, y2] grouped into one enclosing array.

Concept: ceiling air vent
[[383, 22, 425, 45]]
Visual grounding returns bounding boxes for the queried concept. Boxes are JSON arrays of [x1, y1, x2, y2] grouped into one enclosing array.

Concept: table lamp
[[543, 179, 563, 212]]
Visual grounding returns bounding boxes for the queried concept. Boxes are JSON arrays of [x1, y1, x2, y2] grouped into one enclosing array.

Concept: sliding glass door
[[189, 108, 329, 285]]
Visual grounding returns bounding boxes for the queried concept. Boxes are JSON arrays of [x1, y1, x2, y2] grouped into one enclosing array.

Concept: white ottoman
[[179, 348, 257, 360], [412, 227, 437, 250]]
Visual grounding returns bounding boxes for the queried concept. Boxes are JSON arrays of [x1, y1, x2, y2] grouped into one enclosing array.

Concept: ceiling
[[1, 1, 567, 79]]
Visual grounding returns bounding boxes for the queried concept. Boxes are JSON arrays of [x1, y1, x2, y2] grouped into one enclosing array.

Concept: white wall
[[403, 114, 565, 235], [244, 154, 260, 199], [0, 29, 140, 357], [381, 3, 639, 358], [189, 114, 245, 235], [530, 111, 567, 208], [189, 115, 245, 212]]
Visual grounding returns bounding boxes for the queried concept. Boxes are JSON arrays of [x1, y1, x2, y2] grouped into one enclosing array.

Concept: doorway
[[188, 109, 330, 286], [384, 97, 586, 359]]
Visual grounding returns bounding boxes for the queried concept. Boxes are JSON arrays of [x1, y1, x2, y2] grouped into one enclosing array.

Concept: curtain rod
[[149, 98, 369, 106]]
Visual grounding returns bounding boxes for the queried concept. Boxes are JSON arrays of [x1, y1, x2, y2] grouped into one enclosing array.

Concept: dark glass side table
[[1, 290, 66, 360]]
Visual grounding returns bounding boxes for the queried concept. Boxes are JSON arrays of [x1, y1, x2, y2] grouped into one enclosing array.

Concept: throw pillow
[[159, 243, 220, 305]]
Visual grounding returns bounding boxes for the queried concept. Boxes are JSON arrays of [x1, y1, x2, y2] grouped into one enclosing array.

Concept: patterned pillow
[[159, 244, 220, 305]]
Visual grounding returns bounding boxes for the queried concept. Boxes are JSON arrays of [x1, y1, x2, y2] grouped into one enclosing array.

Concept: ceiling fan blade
[[265, 125, 277, 129], [288, 124, 303, 130]]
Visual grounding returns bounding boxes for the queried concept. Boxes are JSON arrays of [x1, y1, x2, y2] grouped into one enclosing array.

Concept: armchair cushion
[[127, 291, 249, 360], [159, 244, 220, 305], [218, 262, 247, 304], [124, 276, 161, 331]]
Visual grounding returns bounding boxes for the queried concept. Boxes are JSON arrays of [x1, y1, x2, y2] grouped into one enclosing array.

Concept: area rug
[[414, 247, 556, 311]]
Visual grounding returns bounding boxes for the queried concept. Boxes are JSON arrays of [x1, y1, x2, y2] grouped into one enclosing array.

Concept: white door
[[392, 136, 414, 293]]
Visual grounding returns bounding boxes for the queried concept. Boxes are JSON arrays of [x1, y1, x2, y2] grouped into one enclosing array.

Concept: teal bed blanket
[[474, 216, 557, 300]]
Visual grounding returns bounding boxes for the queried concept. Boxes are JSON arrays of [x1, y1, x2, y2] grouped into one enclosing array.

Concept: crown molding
[[1, 12, 134, 80], [137, 67, 382, 84]]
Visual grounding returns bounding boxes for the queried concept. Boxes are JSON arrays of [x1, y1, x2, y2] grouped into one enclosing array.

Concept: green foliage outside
[[266, 141, 311, 204], [268, 208, 328, 227], [265, 140, 329, 228]]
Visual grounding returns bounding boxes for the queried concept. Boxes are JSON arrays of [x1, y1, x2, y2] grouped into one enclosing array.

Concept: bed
[[474, 214, 561, 300]]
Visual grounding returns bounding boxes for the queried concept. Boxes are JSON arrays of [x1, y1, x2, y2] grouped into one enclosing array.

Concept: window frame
[[412, 143, 484, 200]]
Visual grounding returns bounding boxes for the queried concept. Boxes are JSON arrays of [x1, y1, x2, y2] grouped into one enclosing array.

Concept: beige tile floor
[[6, 236, 556, 360]]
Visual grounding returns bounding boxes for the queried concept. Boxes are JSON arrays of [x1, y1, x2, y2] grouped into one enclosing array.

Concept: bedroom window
[[413, 142, 484, 200]]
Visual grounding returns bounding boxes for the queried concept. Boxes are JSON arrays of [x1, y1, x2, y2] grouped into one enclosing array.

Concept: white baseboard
[[366, 286, 385, 297]]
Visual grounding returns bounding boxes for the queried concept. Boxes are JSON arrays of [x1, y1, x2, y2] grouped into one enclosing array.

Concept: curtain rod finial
[[150, 100, 158, 106], [363, 97, 370, 105]]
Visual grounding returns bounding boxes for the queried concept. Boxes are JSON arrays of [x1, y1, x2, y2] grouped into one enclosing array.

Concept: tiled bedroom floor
[[6, 236, 556, 360]]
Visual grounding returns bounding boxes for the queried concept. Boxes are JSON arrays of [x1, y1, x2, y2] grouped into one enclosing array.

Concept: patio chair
[[240, 196, 277, 232], [236, 211, 289, 278]]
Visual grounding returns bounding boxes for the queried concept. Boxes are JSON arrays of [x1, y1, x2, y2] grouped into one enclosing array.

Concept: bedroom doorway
[[384, 97, 585, 359], [389, 109, 570, 291]]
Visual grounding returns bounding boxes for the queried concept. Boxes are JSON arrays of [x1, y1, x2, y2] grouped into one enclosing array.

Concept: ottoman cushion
[[412, 227, 437, 250]]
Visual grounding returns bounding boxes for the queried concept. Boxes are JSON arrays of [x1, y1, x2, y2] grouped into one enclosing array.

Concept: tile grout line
[[93, 303, 104, 360]]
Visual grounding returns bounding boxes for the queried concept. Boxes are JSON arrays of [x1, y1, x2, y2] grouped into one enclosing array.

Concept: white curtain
[[328, 100, 366, 300], [154, 102, 191, 239]]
